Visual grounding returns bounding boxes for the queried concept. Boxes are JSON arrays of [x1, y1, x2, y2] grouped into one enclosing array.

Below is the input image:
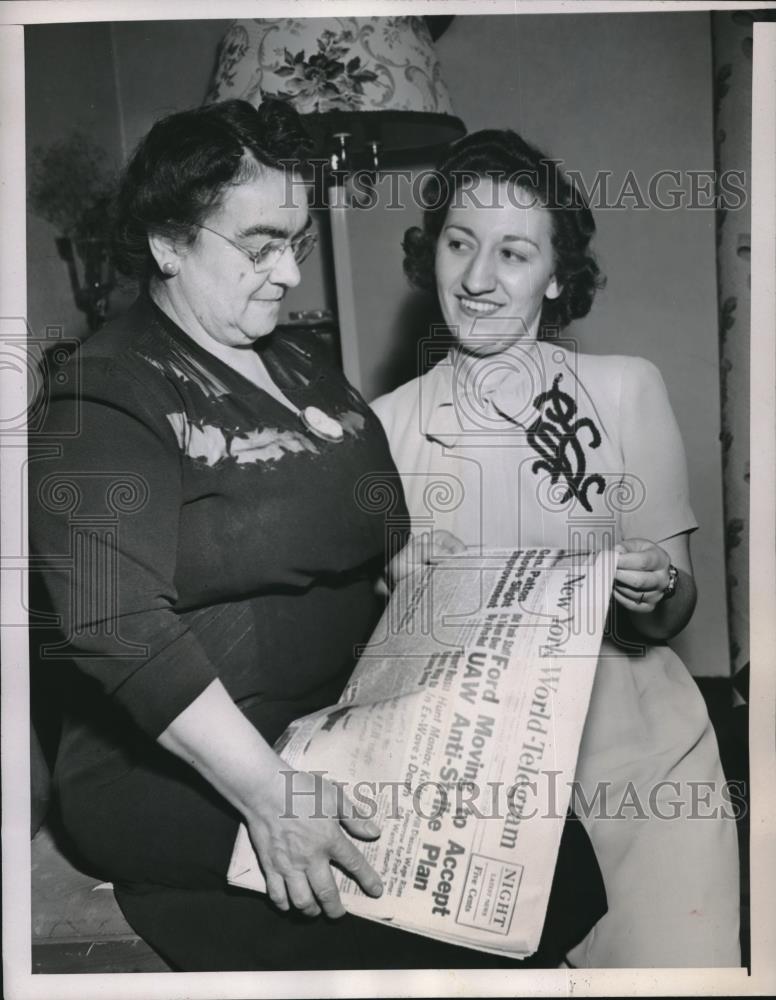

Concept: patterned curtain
[[711, 10, 759, 706]]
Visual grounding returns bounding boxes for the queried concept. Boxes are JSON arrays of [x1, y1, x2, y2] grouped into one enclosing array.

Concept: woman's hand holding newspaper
[[245, 764, 385, 918], [388, 530, 466, 589]]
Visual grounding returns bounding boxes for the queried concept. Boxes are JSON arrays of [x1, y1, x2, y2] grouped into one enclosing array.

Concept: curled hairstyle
[[403, 129, 605, 331], [113, 99, 313, 282]]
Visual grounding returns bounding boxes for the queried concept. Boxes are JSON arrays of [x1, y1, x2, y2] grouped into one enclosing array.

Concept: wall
[[24, 12, 730, 675], [25, 22, 125, 344]]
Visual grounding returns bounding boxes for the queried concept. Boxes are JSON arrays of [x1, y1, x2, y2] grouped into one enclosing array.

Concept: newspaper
[[227, 547, 614, 958]]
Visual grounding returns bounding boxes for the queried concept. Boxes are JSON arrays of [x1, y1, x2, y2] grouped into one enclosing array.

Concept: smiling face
[[158, 164, 309, 349], [435, 177, 561, 356]]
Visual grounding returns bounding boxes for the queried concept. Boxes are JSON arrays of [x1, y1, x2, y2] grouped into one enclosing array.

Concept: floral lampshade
[[205, 17, 466, 167]]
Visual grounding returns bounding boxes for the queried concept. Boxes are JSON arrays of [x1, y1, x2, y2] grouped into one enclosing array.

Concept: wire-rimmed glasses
[[194, 222, 318, 273]]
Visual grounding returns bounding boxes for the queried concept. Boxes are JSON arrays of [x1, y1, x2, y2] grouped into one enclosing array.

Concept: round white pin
[[300, 405, 344, 442]]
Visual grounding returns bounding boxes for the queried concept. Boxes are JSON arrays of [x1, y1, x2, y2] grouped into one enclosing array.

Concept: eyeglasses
[[194, 222, 318, 273]]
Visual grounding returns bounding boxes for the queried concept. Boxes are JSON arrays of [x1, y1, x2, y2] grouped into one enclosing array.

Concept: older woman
[[29, 102, 604, 971], [372, 129, 741, 968]]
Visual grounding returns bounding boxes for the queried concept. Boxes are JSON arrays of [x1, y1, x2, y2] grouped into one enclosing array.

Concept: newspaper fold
[[228, 547, 614, 958]]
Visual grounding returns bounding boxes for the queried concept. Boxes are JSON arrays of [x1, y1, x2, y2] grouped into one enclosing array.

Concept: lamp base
[[56, 237, 115, 333]]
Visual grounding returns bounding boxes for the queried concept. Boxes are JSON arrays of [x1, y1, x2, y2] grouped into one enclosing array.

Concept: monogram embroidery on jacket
[[527, 374, 605, 512]]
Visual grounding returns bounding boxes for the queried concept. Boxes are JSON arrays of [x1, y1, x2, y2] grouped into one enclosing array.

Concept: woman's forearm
[[158, 678, 282, 816], [157, 678, 383, 918]]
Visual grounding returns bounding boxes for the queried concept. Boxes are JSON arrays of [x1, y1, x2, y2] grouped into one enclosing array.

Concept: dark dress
[[29, 294, 605, 971]]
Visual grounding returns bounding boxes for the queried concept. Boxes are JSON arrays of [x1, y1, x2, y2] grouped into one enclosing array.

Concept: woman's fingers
[[341, 811, 381, 840], [261, 832, 380, 919], [284, 870, 321, 918], [613, 539, 671, 613], [612, 588, 647, 611], [430, 530, 467, 556], [615, 539, 668, 572], [329, 832, 384, 899], [334, 794, 383, 897], [247, 768, 383, 919], [264, 870, 290, 911], [266, 833, 380, 919], [388, 530, 466, 587], [306, 862, 347, 919], [613, 582, 660, 612], [615, 567, 665, 591], [415, 529, 466, 568]]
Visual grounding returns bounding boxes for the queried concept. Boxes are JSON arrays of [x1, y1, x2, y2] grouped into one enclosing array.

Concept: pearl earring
[[162, 262, 178, 276]]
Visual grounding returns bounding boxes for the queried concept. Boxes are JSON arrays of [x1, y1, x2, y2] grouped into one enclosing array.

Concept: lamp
[[55, 236, 115, 333], [206, 16, 465, 171], [28, 132, 118, 335]]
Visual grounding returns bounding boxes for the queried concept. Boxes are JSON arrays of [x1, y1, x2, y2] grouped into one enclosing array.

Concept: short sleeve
[[618, 357, 698, 543], [29, 358, 218, 739]]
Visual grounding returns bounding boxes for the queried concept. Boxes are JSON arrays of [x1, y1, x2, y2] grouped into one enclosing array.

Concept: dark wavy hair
[[403, 129, 605, 331], [113, 99, 313, 283]]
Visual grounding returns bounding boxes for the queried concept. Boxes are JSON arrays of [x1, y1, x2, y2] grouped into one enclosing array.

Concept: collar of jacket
[[421, 339, 563, 447]]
